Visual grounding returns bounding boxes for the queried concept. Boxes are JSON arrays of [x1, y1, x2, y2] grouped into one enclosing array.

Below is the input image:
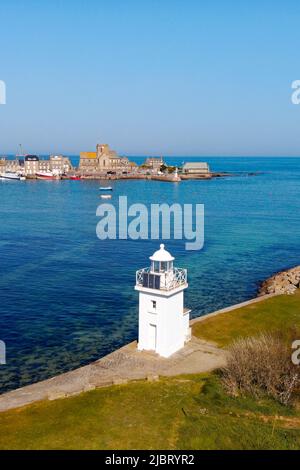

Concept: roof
[[25, 155, 39, 161], [149, 244, 174, 262], [183, 162, 209, 170], [80, 152, 97, 159]]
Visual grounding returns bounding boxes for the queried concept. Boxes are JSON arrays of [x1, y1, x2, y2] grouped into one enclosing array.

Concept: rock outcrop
[[258, 266, 300, 296]]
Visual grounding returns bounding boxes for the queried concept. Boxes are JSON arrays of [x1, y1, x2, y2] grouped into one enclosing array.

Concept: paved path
[[0, 336, 225, 412]]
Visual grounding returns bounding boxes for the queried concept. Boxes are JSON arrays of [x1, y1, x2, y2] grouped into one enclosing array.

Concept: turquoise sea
[[1, 156, 300, 393]]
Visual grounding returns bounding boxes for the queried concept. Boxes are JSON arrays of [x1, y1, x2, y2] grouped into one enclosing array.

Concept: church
[[79, 143, 130, 173]]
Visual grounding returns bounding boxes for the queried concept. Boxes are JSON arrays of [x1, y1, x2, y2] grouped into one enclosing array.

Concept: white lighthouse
[[135, 244, 191, 358]]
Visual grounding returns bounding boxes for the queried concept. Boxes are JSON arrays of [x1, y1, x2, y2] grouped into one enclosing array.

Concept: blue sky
[[1, 0, 300, 156]]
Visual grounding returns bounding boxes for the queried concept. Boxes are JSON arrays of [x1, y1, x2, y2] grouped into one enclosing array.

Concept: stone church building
[[79, 144, 130, 173]]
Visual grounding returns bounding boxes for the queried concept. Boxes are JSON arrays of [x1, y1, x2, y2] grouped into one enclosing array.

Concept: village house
[[0, 156, 29, 175], [143, 156, 164, 170], [24, 155, 39, 176], [0, 157, 7, 171], [39, 155, 73, 174], [0, 157, 23, 173]]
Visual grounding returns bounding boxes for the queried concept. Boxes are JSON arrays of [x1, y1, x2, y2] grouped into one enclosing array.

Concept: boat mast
[[16, 144, 25, 157]]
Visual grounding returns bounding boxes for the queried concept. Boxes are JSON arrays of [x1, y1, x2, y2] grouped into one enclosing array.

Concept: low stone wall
[[259, 266, 300, 296]]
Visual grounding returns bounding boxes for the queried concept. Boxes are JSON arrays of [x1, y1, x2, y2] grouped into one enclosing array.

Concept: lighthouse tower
[[135, 244, 191, 358]]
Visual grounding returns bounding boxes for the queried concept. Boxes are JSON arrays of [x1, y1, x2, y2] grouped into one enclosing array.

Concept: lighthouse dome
[[149, 244, 174, 262]]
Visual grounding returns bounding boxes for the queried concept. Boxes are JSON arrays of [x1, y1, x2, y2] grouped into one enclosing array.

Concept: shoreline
[[1, 171, 260, 182]]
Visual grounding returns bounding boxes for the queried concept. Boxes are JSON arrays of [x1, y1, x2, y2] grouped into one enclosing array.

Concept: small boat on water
[[100, 194, 112, 199], [0, 171, 25, 181], [99, 186, 113, 191]]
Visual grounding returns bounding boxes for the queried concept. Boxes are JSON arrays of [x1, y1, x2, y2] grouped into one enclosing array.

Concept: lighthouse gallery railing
[[136, 267, 187, 291]]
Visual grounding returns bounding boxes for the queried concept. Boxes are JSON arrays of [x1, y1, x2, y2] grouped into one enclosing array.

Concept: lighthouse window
[[142, 272, 161, 290], [153, 261, 160, 272], [160, 261, 168, 272], [151, 300, 157, 309]]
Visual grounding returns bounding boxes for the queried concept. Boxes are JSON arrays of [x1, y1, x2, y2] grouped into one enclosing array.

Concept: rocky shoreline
[[258, 266, 300, 296]]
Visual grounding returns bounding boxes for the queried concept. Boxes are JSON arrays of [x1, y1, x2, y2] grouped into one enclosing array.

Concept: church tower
[[135, 244, 191, 358]]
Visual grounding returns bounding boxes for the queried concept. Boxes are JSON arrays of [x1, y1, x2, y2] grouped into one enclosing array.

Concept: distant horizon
[[2, 153, 300, 159]]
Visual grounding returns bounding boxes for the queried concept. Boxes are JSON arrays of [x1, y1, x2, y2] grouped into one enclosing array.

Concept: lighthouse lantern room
[[135, 244, 191, 358]]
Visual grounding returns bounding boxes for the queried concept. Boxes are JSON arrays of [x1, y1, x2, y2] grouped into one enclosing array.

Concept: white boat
[[0, 171, 24, 181], [99, 186, 113, 191], [100, 194, 112, 199]]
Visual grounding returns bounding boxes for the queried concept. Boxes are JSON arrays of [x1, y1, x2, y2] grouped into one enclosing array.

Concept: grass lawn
[[0, 373, 299, 450], [193, 291, 300, 347]]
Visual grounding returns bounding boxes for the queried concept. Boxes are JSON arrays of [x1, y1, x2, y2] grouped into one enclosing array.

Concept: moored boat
[[0, 171, 25, 181], [36, 171, 60, 180], [99, 186, 113, 191], [100, 194, 112, 199]]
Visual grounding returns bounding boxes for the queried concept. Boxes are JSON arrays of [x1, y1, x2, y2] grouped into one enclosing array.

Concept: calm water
[[1, 157, 300, 393]]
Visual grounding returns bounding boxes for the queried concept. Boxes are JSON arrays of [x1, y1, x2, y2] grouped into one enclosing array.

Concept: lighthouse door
[[149, 324, 157, 350]]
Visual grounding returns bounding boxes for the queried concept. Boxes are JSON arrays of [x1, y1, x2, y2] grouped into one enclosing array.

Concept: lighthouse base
[[137, 342, 183, 359], [137, 326, 192, 359]]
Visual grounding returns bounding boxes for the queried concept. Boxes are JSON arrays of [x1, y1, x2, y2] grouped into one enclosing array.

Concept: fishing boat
[[69, 175, 81, 180], [0, 171, 25, 181], [100, 194, 112, 199], [99, 186, 113, 191], [36, 171, 60, 180]]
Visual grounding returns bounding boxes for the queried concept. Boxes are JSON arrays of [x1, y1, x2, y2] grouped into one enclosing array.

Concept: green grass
[[193, 291, 300, 347], [0, 374, 299, 450]]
